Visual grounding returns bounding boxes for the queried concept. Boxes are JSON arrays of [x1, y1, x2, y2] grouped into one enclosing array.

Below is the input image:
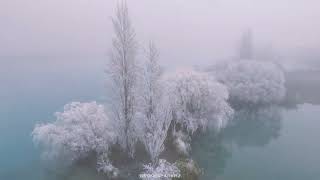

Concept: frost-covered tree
[[141, 159, 181, 180], [140, 42, 163, 121], [166, 70, 233, 135], [135, 42, 172, 164], [106, 2, 139, 155], [212, 60, 286, 106], [32, 102, 117, 174]]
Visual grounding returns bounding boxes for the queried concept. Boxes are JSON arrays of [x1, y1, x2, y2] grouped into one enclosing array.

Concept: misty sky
[[1, 0, 319, 67]]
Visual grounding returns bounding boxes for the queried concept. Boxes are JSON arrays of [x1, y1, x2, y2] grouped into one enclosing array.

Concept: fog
[[1, 0, 320, 69], [1, 2, 320, 179]]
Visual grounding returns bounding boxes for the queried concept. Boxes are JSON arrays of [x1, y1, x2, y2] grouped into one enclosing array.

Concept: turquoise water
[[192, 104, 320, 180], [1, 58, 320, 179], [0, 57, 106, 180]]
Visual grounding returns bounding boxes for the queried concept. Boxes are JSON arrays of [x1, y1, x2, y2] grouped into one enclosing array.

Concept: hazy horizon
[[1, 0, 320, 69]]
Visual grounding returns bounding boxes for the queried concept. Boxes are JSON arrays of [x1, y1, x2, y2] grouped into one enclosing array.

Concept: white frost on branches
[[32, 102, 117, 174], [135, 42, 172, 163], [172, 130, 191, 156], [97, 152, 119, 176], [166, 69, 233, 135], [106, 2, 139, 156], [141, 159, 181, 180], [212, 60, 286, 106]]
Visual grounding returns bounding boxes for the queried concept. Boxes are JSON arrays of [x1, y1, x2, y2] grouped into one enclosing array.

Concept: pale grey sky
[[1, 0, 319, 66]]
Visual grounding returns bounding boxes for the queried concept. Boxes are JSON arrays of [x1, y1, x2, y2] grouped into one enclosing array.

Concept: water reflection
[[35, 157, 107, 180], [192, 132, 231, 180], [192, 106, 284, 179], [223, 106, 283, 147]]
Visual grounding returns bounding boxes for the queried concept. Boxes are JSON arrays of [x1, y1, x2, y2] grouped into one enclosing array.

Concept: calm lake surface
[[1, 57, 319, 180], [192, 104, 320, 180]]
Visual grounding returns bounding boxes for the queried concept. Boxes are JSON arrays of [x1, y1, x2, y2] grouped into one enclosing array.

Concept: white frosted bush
[[172, 130, 191, 156], [212, 60, 286, 106], [32, 102, 117, 173], [166, 69, 233, 135], [141, 159, 181, 180], [97, 152, 119, 176]]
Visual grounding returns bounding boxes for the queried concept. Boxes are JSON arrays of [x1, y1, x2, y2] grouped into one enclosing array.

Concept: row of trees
[[106, 2, 233, 166], [33, 3, 233, 179], [32, 2, 286, 179]]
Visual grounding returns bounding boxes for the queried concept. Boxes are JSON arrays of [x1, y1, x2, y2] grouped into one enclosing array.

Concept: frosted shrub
[[32, 102, 117, 173], [141, 159, 181, 180], [166, 69, 233, 135], [172, 130, 191, 156], [212, 60, 286, 106], [97, 152, 119, 176]]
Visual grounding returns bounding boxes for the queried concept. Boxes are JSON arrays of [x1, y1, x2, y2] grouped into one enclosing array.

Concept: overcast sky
[[1, 0, 319, 67]]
